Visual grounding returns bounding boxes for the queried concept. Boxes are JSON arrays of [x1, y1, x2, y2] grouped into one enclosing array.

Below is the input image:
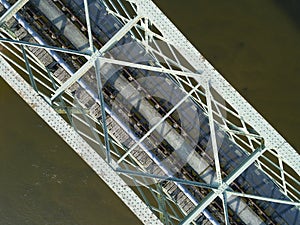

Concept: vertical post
[[83, 0, 94, 53], [206, 81, 230, 223], [95, 57, 111, 164], [222, 192, 230, 225], [157, 183, 169, 224], [21, 45, 37, 92], [206, 81, 222, 184]]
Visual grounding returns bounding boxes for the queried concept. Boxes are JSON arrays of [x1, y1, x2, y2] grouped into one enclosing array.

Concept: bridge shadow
[[274, 0, 300, 29]]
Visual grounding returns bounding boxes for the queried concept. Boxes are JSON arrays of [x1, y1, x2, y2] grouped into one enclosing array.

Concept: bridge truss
[[0, 0, 299, 224]]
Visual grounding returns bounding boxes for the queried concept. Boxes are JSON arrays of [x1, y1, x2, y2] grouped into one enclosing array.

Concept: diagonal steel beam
[[50, 15, 142, 102], [226, 190, 300, 206], [222, 193, 230, 225], [206, 81, 222, 184], [116, 168, 218, 190], [0, 56, 163, 225], [94, 57, 111, 163], [180, 145, 267, 225], [50, 52, 96, 102], [206, 81, 230, 223], [98, 56, 203, 78], [21, 45, 37, 91], [0, 0, 28, 26], [0, 36, 91, 57], [278, 157, 288, 195], [117, 83, 201, 164]]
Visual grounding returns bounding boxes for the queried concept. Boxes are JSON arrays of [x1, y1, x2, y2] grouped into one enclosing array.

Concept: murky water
[[0, 82, 141, 224], [0, 0, 299, 224], [154, 0, 300, 151]]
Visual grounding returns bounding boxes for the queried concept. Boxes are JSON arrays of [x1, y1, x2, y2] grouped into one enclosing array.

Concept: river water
[[0, 0, 299, 224]]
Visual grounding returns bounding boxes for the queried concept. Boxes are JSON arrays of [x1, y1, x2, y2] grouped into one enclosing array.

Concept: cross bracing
[[0, 0, 299, 224]]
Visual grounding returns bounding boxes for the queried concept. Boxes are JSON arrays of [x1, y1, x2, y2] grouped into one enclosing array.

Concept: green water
[[0, 0, 299, 224]]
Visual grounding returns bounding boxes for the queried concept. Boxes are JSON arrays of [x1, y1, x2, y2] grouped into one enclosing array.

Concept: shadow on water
[[274, 0, 300, 29]]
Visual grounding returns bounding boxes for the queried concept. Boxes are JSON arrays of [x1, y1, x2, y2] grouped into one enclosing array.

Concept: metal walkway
[[0, 0, 299, 224]]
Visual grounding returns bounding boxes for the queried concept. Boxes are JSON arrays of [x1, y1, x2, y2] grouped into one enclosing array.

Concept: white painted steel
[[117, 83, 201, 164], [206, 82, 222, 185], [98, 56, 203, 78], [83, 0, 94, 52], [50, 15, 142, 101], [0, 0, 28, 25], [180, 147, 266, 224], [131, 0, 299, 176], [0, 0, 299, 224], [226, 190, 300, 206], [0, 56, 163, 225]]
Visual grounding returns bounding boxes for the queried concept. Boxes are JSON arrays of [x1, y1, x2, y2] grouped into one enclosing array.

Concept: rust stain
[[29, 102, 38, 110]]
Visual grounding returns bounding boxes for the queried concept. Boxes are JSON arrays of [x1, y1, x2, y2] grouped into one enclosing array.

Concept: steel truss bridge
[[0, 0, 299, 224]]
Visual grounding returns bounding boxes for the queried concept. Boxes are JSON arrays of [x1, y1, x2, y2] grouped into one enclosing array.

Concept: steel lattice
[[0, 0, 299, 224]]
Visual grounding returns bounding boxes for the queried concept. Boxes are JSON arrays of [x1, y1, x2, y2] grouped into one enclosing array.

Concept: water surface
[[154, 0, 300, 150], [0, 83, 140, 224]]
